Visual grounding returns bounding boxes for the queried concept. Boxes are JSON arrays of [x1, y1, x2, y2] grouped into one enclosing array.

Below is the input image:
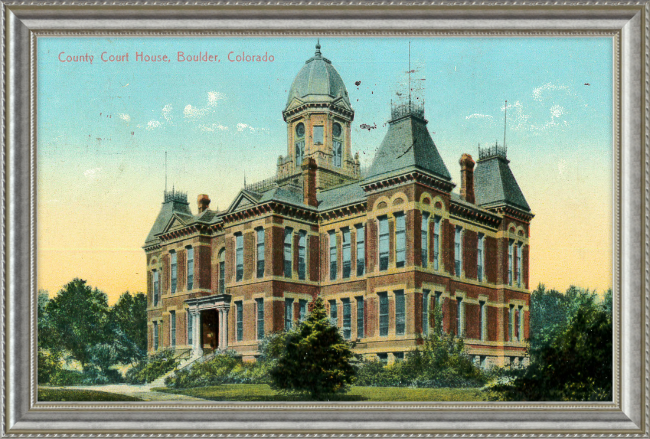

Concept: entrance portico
[[186, 294, 231, 358]]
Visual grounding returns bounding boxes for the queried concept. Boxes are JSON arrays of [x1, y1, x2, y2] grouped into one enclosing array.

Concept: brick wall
[[407, 209, 417, 266], [465, 302, 480, 339], [177, 250, 186, 292], [309, 235, 320, 281], [463, 230, 478, 280], [366, 219, 377, 272], [244, 231, 254, 281], [271, 226, 284, 277], [198, 245, 211, 290], [523, 244, 530, 289], [485, 236, 498, 284]]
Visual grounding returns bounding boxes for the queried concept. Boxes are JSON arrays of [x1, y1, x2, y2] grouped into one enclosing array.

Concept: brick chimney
[[302, 157, 318, 207], [197, 194, 211, 213], [459, 154, 475, 204]]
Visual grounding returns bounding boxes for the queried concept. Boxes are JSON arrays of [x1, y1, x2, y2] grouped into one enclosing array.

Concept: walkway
[[51, 383, 206, 401]]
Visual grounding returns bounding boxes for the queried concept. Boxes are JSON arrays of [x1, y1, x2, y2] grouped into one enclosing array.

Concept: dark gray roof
[[145, 198, 193, 244], [474, 156, 531, 212], [365, 115, 451, 182], [286, 43, 350, 108], [317, 181, 366, 211], [258, 185, 307, 207]]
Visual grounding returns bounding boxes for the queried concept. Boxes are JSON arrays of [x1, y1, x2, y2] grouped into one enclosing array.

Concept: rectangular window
[[508, 240, 514, 286], [356, 297, 364, 339], [153, 270, 160, 306], [329, 300, 338, 327], [454, 226, 463, 276], [235, 233, 244, 282], [395, 290, 405, 336], [456, 297, 464, 336], [421, 212, 429, 268], [299, 299, 308, 322], [379, 293, 389, 336], [342, 228, 351, 278], [153, 321, 159, 350], [170, 311, 176, 347], [333, 140, 342, 167], [329, 231, 337, 280], [170, 251, 177, 294], [378, 216, 389, 271], [433, 216, 441, 270], [295, 140, 304, 166], [479, 301, 486, 341], [477, 233, 484, 282], [256, 228, 265, 278], [356, 224, 365, 276], [395, 213, 406, 268], [186, 247, 194, 290], [284, 228, 293, 278], [187, 310, 193, 345], [517, 243, 522, 287], [256, 298, 265, 340], [518, 305, 524, 341], [298, 231, 307, 280], [285, 298, 294, 330], [236, 301, 244, 342], [313, 125, 324, 144], [342, 299, 351, 340], [219, 250, 225, 294], [509, 304, 515, 341], [422, 290, 430, 335]]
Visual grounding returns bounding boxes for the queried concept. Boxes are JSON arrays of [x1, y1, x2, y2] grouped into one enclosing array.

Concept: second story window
[[218, 249, 225, 294], [170, 251, 177, 294], [256, 228, 265, 279], [477, 233, 484, 282], [342, 228, 351, 278], [395, 213, 406, 268], [329, 231, 337, 280], [284, 228, 293, 278], [235, 233, 243, 282], [298, 231, 306, 280], [454, 226, 463, 277], [186, 246, 194, 290], [508, 239, 514, 286], [153, 270, 160, 306], [421, 212, 429, 268], [433, 216, 441, 270], [517, 243, 522, 287], [395, 290, 405, 336], [378, 216, 389, 271], [313, 125, 324, 145], [356, 224, 365, 276]]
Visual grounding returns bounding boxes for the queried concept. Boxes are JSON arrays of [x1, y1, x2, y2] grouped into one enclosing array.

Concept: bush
[[48, 369, 86, 386], [125, 349, 179, 384], [165, 351, 265, 389]]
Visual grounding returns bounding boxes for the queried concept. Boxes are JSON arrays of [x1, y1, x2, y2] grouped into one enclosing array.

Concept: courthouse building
[[143, 43, 534, 367]]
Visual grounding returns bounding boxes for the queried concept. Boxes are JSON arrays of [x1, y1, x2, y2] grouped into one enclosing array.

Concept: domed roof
[[285, 43, 351, 108]]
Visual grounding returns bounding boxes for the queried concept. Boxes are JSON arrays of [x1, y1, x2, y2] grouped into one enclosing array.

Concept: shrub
[[125, 349, 179, 384], [165, 351, 263, 389]]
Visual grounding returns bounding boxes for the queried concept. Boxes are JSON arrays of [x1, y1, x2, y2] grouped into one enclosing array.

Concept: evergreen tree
[[269, 297, 355, 399]]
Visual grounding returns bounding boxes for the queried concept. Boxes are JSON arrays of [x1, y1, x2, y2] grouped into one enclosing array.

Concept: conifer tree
[[269, 297, 355, 399]]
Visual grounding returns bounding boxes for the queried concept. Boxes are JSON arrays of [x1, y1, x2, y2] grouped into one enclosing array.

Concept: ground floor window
[[170, 311, 176, 347], [256, 298, 264, 340], [342, 299, 351, 340], [236, 301, 243, 342], [379, 293, 389, 337]]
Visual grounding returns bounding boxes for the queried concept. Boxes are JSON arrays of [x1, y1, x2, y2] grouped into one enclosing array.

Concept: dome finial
[[315, 38, 321, 57]]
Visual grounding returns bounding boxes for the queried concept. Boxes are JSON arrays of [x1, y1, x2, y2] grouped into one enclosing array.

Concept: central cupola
[[278, 42, 360, 191]]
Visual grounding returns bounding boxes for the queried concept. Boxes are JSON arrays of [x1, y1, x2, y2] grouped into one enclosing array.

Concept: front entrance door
[[201, 309, 219, 350]]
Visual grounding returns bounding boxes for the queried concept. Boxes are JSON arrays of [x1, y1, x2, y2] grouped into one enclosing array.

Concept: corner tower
[[279, 42, 360, 190]]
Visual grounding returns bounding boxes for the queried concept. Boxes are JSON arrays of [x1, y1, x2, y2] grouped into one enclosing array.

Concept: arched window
[[295, 122, 305, 166], [332, 122, 342, 167], [218, 248, 225, 294]]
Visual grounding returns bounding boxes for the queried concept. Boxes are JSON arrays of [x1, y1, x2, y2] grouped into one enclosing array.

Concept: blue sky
[[37, 37, 613, 302]]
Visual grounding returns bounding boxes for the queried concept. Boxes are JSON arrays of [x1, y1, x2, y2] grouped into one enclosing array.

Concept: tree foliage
[[267, 297, 356, 399]]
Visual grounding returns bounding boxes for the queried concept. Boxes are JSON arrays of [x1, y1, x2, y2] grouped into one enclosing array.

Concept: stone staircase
[[148, 351, 218, 388]]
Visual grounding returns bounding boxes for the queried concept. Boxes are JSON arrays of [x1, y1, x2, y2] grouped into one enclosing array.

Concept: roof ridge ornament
[[315, 39, 321, 57]]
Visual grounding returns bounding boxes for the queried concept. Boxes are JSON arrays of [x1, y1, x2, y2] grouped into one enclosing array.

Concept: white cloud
[[532, 83, 571, 101], [118, 113, 131, 122], [236, 123, 268, 133], [550, 104, 565, 119], [184, 91, 226, 119], [465, 113, 494, 121], [83, 167, 101, 182], [146, 120, 162, 130], [162, 104, 173, 122], [503, 101, 531, 132], [207, 91, 225, 106], [199, 123, 229, 132], [184, 104, 207, 119]]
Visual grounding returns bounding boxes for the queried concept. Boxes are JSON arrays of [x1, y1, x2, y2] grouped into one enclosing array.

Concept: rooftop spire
[[315, 39, 322, 57]]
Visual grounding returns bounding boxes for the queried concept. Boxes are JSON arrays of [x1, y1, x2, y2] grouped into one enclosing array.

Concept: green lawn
[[38, 387, 142, 402], [155, 384, 487, 402]]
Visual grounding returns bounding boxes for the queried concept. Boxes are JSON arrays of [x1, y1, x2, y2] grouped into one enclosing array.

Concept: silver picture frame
[[4, 1, 647, 435]]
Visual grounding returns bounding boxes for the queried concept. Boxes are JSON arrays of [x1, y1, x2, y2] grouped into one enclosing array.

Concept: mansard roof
[[474, 155, 531, 212], [365, 113, 452, 184], [144, 190, 193, 245], [317, 181, 366, 211]]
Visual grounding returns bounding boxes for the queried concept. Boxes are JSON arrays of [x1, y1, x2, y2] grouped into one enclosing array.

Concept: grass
[[38, 387, 142, 402], [155, 384, 487, 402]]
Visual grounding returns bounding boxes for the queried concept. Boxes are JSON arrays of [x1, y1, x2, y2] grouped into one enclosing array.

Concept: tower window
[[313, 126, 324, 144], [332, 122, 342, 137], [295, 140, 305, 166], [333, 140, 342, 167]]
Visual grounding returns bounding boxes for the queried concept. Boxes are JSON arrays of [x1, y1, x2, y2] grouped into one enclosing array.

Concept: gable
[[286, 97, 305, 111], [161, 214, 191, 235], [228, 191, 259, 213]]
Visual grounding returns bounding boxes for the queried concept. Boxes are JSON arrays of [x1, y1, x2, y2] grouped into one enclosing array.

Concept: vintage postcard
[[36, 36, 613, 404]]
